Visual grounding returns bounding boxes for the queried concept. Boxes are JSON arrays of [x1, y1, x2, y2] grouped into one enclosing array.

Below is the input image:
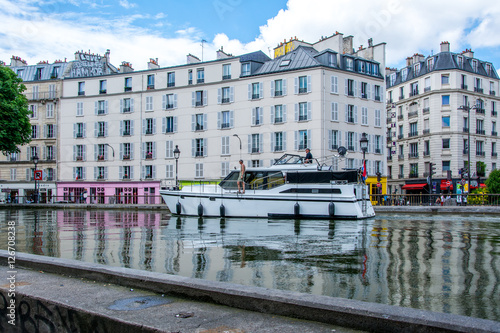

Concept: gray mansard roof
[[10, 62, 70, 82], [386, 51, 499, 88], [241, 45, 383, 79]]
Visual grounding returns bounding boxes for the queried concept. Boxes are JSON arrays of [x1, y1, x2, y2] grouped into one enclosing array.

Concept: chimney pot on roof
[[440, 41, 450, 52]]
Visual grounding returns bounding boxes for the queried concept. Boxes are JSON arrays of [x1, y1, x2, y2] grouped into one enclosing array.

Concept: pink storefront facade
[[56, 181, 161, 204]]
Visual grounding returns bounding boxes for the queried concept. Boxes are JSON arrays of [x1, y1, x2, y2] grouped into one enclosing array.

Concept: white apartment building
[[55, 33, 387, 202], [386, 42, 499, 195], [0, 57, 70, 203]]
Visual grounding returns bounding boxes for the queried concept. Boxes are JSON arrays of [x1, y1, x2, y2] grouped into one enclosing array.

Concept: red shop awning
[[440, 183, 454, 190], [402, 183, 427, 190]]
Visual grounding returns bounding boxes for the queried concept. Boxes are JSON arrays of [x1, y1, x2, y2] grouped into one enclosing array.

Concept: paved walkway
[[1, 252, 498, 333]]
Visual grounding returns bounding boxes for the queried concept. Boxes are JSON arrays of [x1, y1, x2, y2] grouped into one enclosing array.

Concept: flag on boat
[[362, 160, 367, 182]]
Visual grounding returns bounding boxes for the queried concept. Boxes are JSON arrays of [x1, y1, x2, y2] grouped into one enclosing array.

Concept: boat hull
[[160, 185, 375, 219]]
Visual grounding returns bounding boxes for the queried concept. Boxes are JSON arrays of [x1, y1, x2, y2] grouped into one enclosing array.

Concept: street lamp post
[[174, 145, 180, 190], [360, 132, 368, 162], [32, 154, 39, 203], [233, 134, 242, 159], [458, 102, 476, 194]]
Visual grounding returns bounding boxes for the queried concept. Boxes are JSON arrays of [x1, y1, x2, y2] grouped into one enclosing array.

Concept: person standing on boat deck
[[304, 148, 313, 163], [237, 160, 246, 193]]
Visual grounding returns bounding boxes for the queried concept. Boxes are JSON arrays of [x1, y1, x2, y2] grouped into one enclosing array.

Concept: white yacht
[[159, 154, 375, 219]]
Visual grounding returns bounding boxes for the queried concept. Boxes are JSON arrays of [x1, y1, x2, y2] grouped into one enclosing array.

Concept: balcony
[[195, 124, 204, 131], [409, 173, 419, 178], [274, 145, 283, 152], [347, 117, 355, 123], [347, 146, 355, 151], [474, 87, 484, 93], [492, 111, 498, 117], [490, 90, 496, 96], [97, 175, 104, 180], [424, 86, 431, 92], [361, 93, 368, 99], [221, 98, 230, 104], [165, 104, 174, 109], [78, 91, 85, 96], [423, 151, 430, 157], [398, 134, 404, 140], [387, 155, 392, 161], [167, 82, 175, 88], [188, 79, 193, 85], [463, 127, 469, 133], [408, 153, 419, 159], [348, 90, 354, 96], [476, 129, 485, 135], [145, 129, 153, 135], [122, 155, 130, 160], [299, 87, 308, 94], [145, 152, 153, 159], [99, 89, 107, 94], [222, 75, 231, 80], [387, 99, 393, 104], [195, 151, 204, 157], [144, 174, 152, 179], [398, 114, 404, 120], [274, 90, 283, 97], [195, 101, 203, 107], [123, 131, 130, 136], [423, 129, 430, 135], [492, 131, 498, 136], [408, 131, 418, 138], [97, 109, 106, 115], [375, 148, 381, 154], [97, 132, 105, 137], [251, 147, 260, 153], [409, 90, 419, 97], [274, 118, 283, 124], [76, 156, 83, 161], [461, 84, 468, 90], [475, 108, 485, 114], [492, 152, 498, 158], [124, 86, 132, 92], [398, 154, 404, 160], [463, 149, 468, 154], [398, 174, 404, 179], [197, 79, 205, 84], [408, 111, 418, 118], [123, 175, 130, 180], [147, 84, 155, 90], [97, 155, 105, 161], [476, 151, 485, 157], [375, 95, 381, 101], [76, 133, 84, 138], [423, 107, 430, 114], [221, 123, 230, 129], [399, 95, 405, 100]]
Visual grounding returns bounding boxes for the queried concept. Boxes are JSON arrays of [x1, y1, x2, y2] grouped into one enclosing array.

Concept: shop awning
[[402, 183, 427, 190]]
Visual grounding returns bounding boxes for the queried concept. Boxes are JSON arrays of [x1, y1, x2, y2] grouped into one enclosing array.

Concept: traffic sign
[[446, 181, 451, 187], [34, 170, 43, 181], [376, 182, 381, 188]]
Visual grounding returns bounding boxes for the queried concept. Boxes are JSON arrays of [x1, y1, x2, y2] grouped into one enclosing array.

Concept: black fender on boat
[[328, 202, 335, 217], [294, 203, 300, 217], [220, 204, 225, 217], [176, 202, 182, 215], [198, 203, 204, 217]]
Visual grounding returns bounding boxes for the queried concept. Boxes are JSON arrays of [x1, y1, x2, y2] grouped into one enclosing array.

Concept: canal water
[[0, 209, 499, 322]]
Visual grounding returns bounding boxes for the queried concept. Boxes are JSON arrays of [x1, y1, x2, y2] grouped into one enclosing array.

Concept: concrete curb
[[1, 251, 498, 333]]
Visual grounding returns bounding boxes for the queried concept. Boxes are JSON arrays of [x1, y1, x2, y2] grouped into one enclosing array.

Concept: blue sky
[[1, 0, 500, 74]]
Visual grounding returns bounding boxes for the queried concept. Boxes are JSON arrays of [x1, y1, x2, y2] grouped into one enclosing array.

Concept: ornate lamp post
[[174, 145, 180, 189], [458, 102, 476, 193], [32, 154, 39, 203], [360, 132, 368, 161]]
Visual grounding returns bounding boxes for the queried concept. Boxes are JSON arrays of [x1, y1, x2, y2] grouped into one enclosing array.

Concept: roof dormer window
[[279, 59, 291, 67]]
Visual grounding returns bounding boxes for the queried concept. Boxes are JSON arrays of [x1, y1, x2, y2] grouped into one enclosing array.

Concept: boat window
[[267, 172, 285, 188], [219, 171, 240, 190], [279, 188, 342, 194]]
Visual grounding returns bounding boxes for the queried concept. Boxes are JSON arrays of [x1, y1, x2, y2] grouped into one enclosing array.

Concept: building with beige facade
[[386, 42, 499, 196]]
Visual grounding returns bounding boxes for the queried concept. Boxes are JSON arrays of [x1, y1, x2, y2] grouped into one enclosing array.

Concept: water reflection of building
[[1, 212, 498, 320]]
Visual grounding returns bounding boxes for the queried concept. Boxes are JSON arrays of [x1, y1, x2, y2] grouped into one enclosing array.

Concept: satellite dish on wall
[[337, 146, 347, 156]]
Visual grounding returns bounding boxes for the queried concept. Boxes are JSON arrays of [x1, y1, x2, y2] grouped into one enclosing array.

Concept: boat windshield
[[273, 153, 318, 166], [219, 170, 285, 190]]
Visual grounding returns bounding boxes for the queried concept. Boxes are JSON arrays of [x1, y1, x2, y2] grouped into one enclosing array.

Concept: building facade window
[[222, 64, 231, 80], [147, 74, 155, 89], [197, 68, 205, 83], [167, 72, 175, 87]]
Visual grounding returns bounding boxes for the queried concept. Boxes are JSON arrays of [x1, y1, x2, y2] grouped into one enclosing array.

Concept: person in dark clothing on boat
[[304, 148, 313, 163]]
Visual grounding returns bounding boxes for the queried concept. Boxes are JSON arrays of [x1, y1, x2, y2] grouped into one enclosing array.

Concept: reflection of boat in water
[[160, 154, 375, 219]]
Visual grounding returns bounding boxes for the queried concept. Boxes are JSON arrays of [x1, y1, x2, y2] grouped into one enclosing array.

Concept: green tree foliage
[[485, 169, 500, 194], [0, 65, 31, 154]]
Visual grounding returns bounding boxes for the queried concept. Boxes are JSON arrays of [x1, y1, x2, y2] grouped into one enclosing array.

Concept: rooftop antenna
[[201, 39, 207, 62]]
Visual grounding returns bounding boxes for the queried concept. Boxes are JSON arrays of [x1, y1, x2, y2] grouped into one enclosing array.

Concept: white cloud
[[119, 0, 137, 9]]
